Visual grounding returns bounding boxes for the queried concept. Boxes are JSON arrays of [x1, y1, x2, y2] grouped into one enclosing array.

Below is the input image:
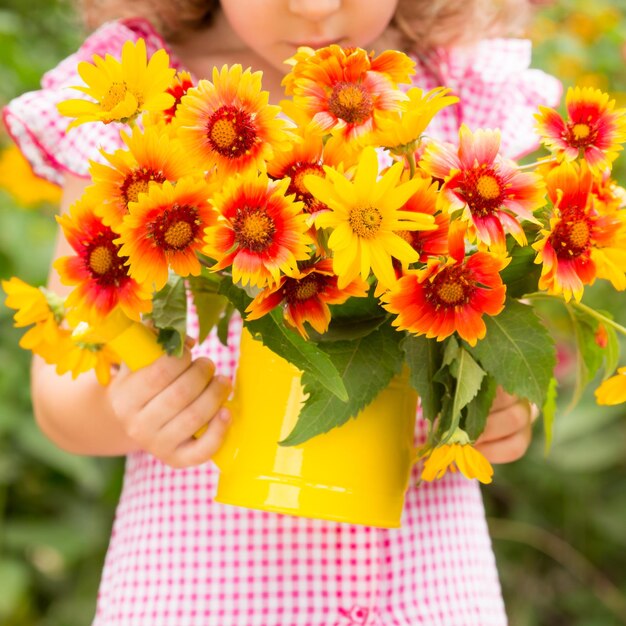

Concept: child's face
[[219, 0, 399, 73]]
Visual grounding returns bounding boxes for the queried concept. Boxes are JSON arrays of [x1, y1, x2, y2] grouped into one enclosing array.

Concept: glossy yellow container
[[99, 316, 419, 528]]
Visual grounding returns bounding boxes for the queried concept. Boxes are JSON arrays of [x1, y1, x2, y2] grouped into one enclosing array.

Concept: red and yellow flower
[[116, 176, 217, 291], [382, 223, 508, 346], [284, 45, 413, 143], [203, 171, 312, 288], [57, 38, 175, 128], [535, 86, 626, 174], [89, 125, 195, 229], [306, 147, 436, 289], [176, 64, 294, 176], [595, 367, 626, 405], [533, 162, 626, 301], [245, 258, 369, 339], [420, 125, 546, 252], [54, 194, 153, 322], [421, 428, 494, 484]]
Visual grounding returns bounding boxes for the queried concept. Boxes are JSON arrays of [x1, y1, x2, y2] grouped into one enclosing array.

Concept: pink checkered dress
[[4, 19, 561, 626]]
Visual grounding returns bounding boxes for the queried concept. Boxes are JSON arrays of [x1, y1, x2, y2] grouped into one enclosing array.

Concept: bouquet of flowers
[[4, 38, 626, 486]]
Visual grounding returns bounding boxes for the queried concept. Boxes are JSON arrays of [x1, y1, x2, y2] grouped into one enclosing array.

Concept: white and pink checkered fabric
[[4, 18, 562, 625]]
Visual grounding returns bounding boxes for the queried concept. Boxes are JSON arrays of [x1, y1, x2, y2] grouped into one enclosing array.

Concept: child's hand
[[474, 387, 539, 464], [106, 349, 232, 468]]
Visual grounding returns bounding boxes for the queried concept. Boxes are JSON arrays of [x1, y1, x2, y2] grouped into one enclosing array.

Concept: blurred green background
[[0, 1, 625, 624]]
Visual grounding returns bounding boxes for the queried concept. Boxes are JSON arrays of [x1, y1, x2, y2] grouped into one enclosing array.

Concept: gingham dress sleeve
[[412, 38, 563, 159], [2, 18, 175, 185]]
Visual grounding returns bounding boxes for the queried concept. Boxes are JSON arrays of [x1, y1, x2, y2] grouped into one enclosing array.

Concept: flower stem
[[524, 292, 626, 337], [517, 155, 557, 171], [406, 151, 416, 179]]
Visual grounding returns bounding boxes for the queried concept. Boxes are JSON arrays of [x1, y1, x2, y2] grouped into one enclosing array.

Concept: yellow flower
[[18, 316, 70, 364], [0, 145, 61, 207], [595, 367, 626, 405], [421, 430, 494, 485], [55, 337, 120, 386], [57, 38, 176, 128], [2, 277, 57, 327], [372, 87, 459, 153], [306, 146, 436, 289]]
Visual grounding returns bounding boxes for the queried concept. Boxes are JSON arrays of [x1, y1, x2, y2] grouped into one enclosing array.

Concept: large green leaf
[[219, 277, 347, 401], [150, 275, 187, 356], [446, 342, 486, 432], [470, 300, 556, 408], [401, 334, 444, 422], [464, 374, 497, 441], [188, 274, 228, 344], [500, 244, 542, 298], [280, 321, 405, 446]]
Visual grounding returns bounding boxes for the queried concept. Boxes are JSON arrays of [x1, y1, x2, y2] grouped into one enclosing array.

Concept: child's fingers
[[139, 357, 216, 431], [166, 407, 232, 468], [109, 350, 193, 416], [474, 421, 532, 464], [152, 374, 231, 455], [477, 398, 531, 443]]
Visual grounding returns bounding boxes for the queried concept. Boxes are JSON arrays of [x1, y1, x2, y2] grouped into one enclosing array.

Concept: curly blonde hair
[[78, 0, 532, 49]]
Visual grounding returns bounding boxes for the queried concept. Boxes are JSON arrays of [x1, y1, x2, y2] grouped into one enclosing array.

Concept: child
[[4, 1, 560, 624]]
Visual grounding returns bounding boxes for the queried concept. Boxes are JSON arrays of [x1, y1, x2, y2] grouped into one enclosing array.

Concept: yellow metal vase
[[95, 315, 418, 528]]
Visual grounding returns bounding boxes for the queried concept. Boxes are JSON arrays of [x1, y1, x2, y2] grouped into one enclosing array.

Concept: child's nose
[[288, 0, 342, 20]]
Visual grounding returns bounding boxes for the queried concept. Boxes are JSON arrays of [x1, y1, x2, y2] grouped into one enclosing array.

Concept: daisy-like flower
[[533, 162, 626, 301], [372, 87, 459, 154], [420, 125, 546, 252], [176, 64, 294, 176], [595, 367, 626, 405], [55, 335, 120, 386], [2, 277, 60, 327], [421, 428, 494, 484], [203, 171, 312, 288], [245, 258, 369, 339], [395, 175, 450, 264], [18, 316, 71, 365], [535, 86, 626, 174], [57, 38, 175, 128], [54, 194, 153, 323], [381, 223, 508, 346], [284, 45, 413, 143], [89, 125, 196, 229], [116, 176, 217, 291], [305, 146, 436, 289]]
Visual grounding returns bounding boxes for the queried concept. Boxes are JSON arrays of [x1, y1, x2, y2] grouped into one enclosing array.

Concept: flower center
[[207, 105, 257, 158], [164, 220, 194, 249], [89, 245, 113, 275], [101, 82, 129, 111], [550, 209, 592, 259], [233, 206, 276, 252], [461, 167, 503, 217], [328, 82, 374, 125], [284, 162, 327, 213], [566, 121, 597, 148], [476, 175, 501, 200], [85, 232, 129, 287], [425, 266, 473, 308], [121, 169, 166, 206], [150, 204, 200, 251], [349, 205, 382, 239]]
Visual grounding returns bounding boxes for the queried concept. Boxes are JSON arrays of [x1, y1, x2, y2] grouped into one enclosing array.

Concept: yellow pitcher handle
[[74, 311, 236, 469]]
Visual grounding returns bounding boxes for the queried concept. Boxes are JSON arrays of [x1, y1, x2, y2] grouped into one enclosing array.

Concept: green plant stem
[[406, 151, 416, 179], [488, 517, 626, 624], [524, 292, 626, 337], [517, 155, 557, 171]]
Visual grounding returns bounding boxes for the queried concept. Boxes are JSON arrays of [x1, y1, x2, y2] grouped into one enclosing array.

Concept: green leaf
[[602, 318, 620, 380], [307, 314, 388, 342], [219, 277, 347, 401], [188, 274, 228, 344], [448, 344, 486, 427], [500, 244, 542, 298], [464, 374, 497, 441], [401, 334, 444, 422], [564, 303, 605, 410], [217, 302, 235, 346], [151, 275, 187, 357], [542, 376, 558, 454], [470, 299, 556, 408], [280, 321, 405, 446]]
